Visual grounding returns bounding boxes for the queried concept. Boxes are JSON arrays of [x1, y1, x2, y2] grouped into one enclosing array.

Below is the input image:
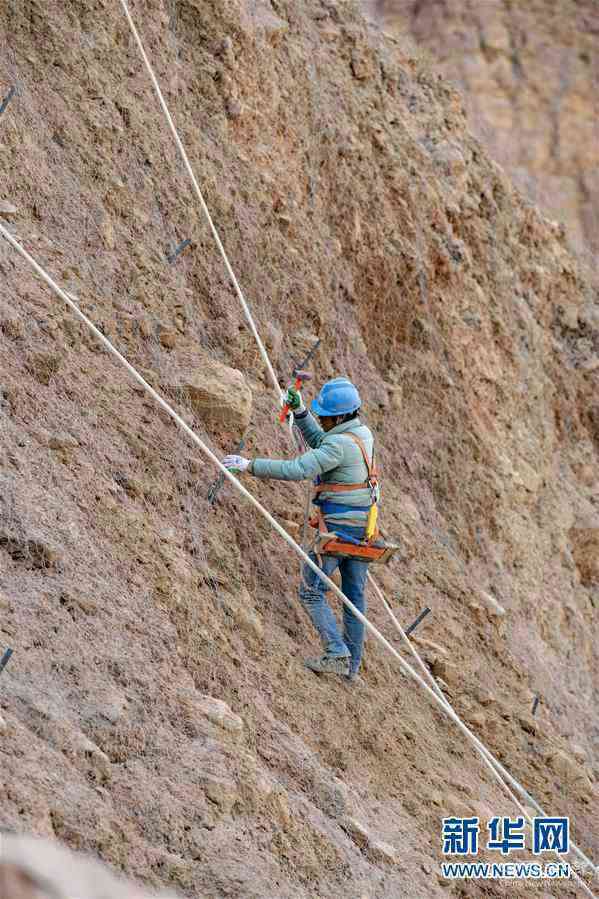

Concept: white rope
[[117, 0, 282, 404], [366, 575, 598, 891], [368, 572, 447, 705], [2, 225, 595, 894]]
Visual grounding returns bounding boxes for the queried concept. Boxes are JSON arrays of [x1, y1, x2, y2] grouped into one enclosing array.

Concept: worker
[[223, 377, 379, 682]]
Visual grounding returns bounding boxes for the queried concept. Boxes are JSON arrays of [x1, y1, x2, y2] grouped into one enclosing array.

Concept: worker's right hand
[[223, 455, 251, 474], [286, 386, 304, 413]]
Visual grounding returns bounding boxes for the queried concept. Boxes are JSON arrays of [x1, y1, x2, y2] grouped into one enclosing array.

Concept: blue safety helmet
[[311, 377, 361, 417]]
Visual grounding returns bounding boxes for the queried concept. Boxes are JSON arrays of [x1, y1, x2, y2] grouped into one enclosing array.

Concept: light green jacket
[[251, 412, 377, 527]]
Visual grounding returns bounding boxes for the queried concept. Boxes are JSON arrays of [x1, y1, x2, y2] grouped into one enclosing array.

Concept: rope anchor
[[0, 86, 16, 118], [208, 438, 245, 505], [405, 606, 431, 637], [0, 648, 14, 677], [166, 237, 191, 264]]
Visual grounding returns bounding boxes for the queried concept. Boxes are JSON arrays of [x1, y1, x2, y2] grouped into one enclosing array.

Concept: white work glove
[[222, 454, 251, 474]]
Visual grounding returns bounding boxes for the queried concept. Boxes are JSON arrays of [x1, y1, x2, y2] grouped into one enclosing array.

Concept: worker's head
[[311, 377, 361, 431], [318, 410, 360, 432]]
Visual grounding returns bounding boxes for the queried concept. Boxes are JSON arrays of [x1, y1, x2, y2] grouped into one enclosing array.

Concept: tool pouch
[[312, 532, 400, 565]]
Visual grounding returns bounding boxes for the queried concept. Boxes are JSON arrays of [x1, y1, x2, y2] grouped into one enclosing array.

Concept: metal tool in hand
[[208, 438, 245, 505], [279, 369, 312, 422], [279, 338, 321, 423]]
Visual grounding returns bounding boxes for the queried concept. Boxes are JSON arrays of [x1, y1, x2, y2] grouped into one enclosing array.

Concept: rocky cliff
[[0, 1, 598, 897], [367, 0, 599, 262]]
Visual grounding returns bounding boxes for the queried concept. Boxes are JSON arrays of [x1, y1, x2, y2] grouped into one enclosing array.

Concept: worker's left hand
[[223, 455, 251, 474], [286, 386, 305, 414], [285, 386, 302, 410]]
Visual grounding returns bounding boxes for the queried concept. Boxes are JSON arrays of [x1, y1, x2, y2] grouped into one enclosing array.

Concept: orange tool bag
[[309, 433, 399, 565]]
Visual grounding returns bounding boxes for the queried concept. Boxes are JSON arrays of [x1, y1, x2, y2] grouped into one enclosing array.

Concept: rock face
[[368, 0, 599, 260], [569, 522, 599, 586], [164, 357, 252, 438], [340, 817, 399, 864], [0, 834, 178, 899], [1, 1, 598, 898]]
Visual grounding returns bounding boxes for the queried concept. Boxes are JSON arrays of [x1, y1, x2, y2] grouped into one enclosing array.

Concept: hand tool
[[278, 338, 320, 423]]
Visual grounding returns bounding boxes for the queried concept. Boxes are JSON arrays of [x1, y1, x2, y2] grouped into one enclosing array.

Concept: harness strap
[[313, 433, 378, 496], [316, 500, 370, 515], [326, 529, 365, 546], [314, 507, 328, 535], [310, 508, 366, 543], [343, 432, 377, 481], [313, 481, 368, 494]]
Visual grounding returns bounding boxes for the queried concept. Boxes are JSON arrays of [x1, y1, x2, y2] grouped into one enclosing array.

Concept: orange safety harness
[[309, 433, 398, 564]]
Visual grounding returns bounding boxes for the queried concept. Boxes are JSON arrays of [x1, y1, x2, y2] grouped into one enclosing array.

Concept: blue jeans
[[299, 525, 369, 676]]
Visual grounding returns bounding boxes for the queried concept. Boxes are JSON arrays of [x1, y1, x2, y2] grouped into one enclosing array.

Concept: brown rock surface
[[0, 1, 598, 898], [569, 522, 599, 586], [0, 834, 178, 899], [162, 355, 253, 439], [368, 0, 599, 261]]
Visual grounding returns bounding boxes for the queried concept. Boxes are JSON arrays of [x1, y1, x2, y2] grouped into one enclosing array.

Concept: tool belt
[[311, 528, 399, 564], [310, 433, 399, 565]]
